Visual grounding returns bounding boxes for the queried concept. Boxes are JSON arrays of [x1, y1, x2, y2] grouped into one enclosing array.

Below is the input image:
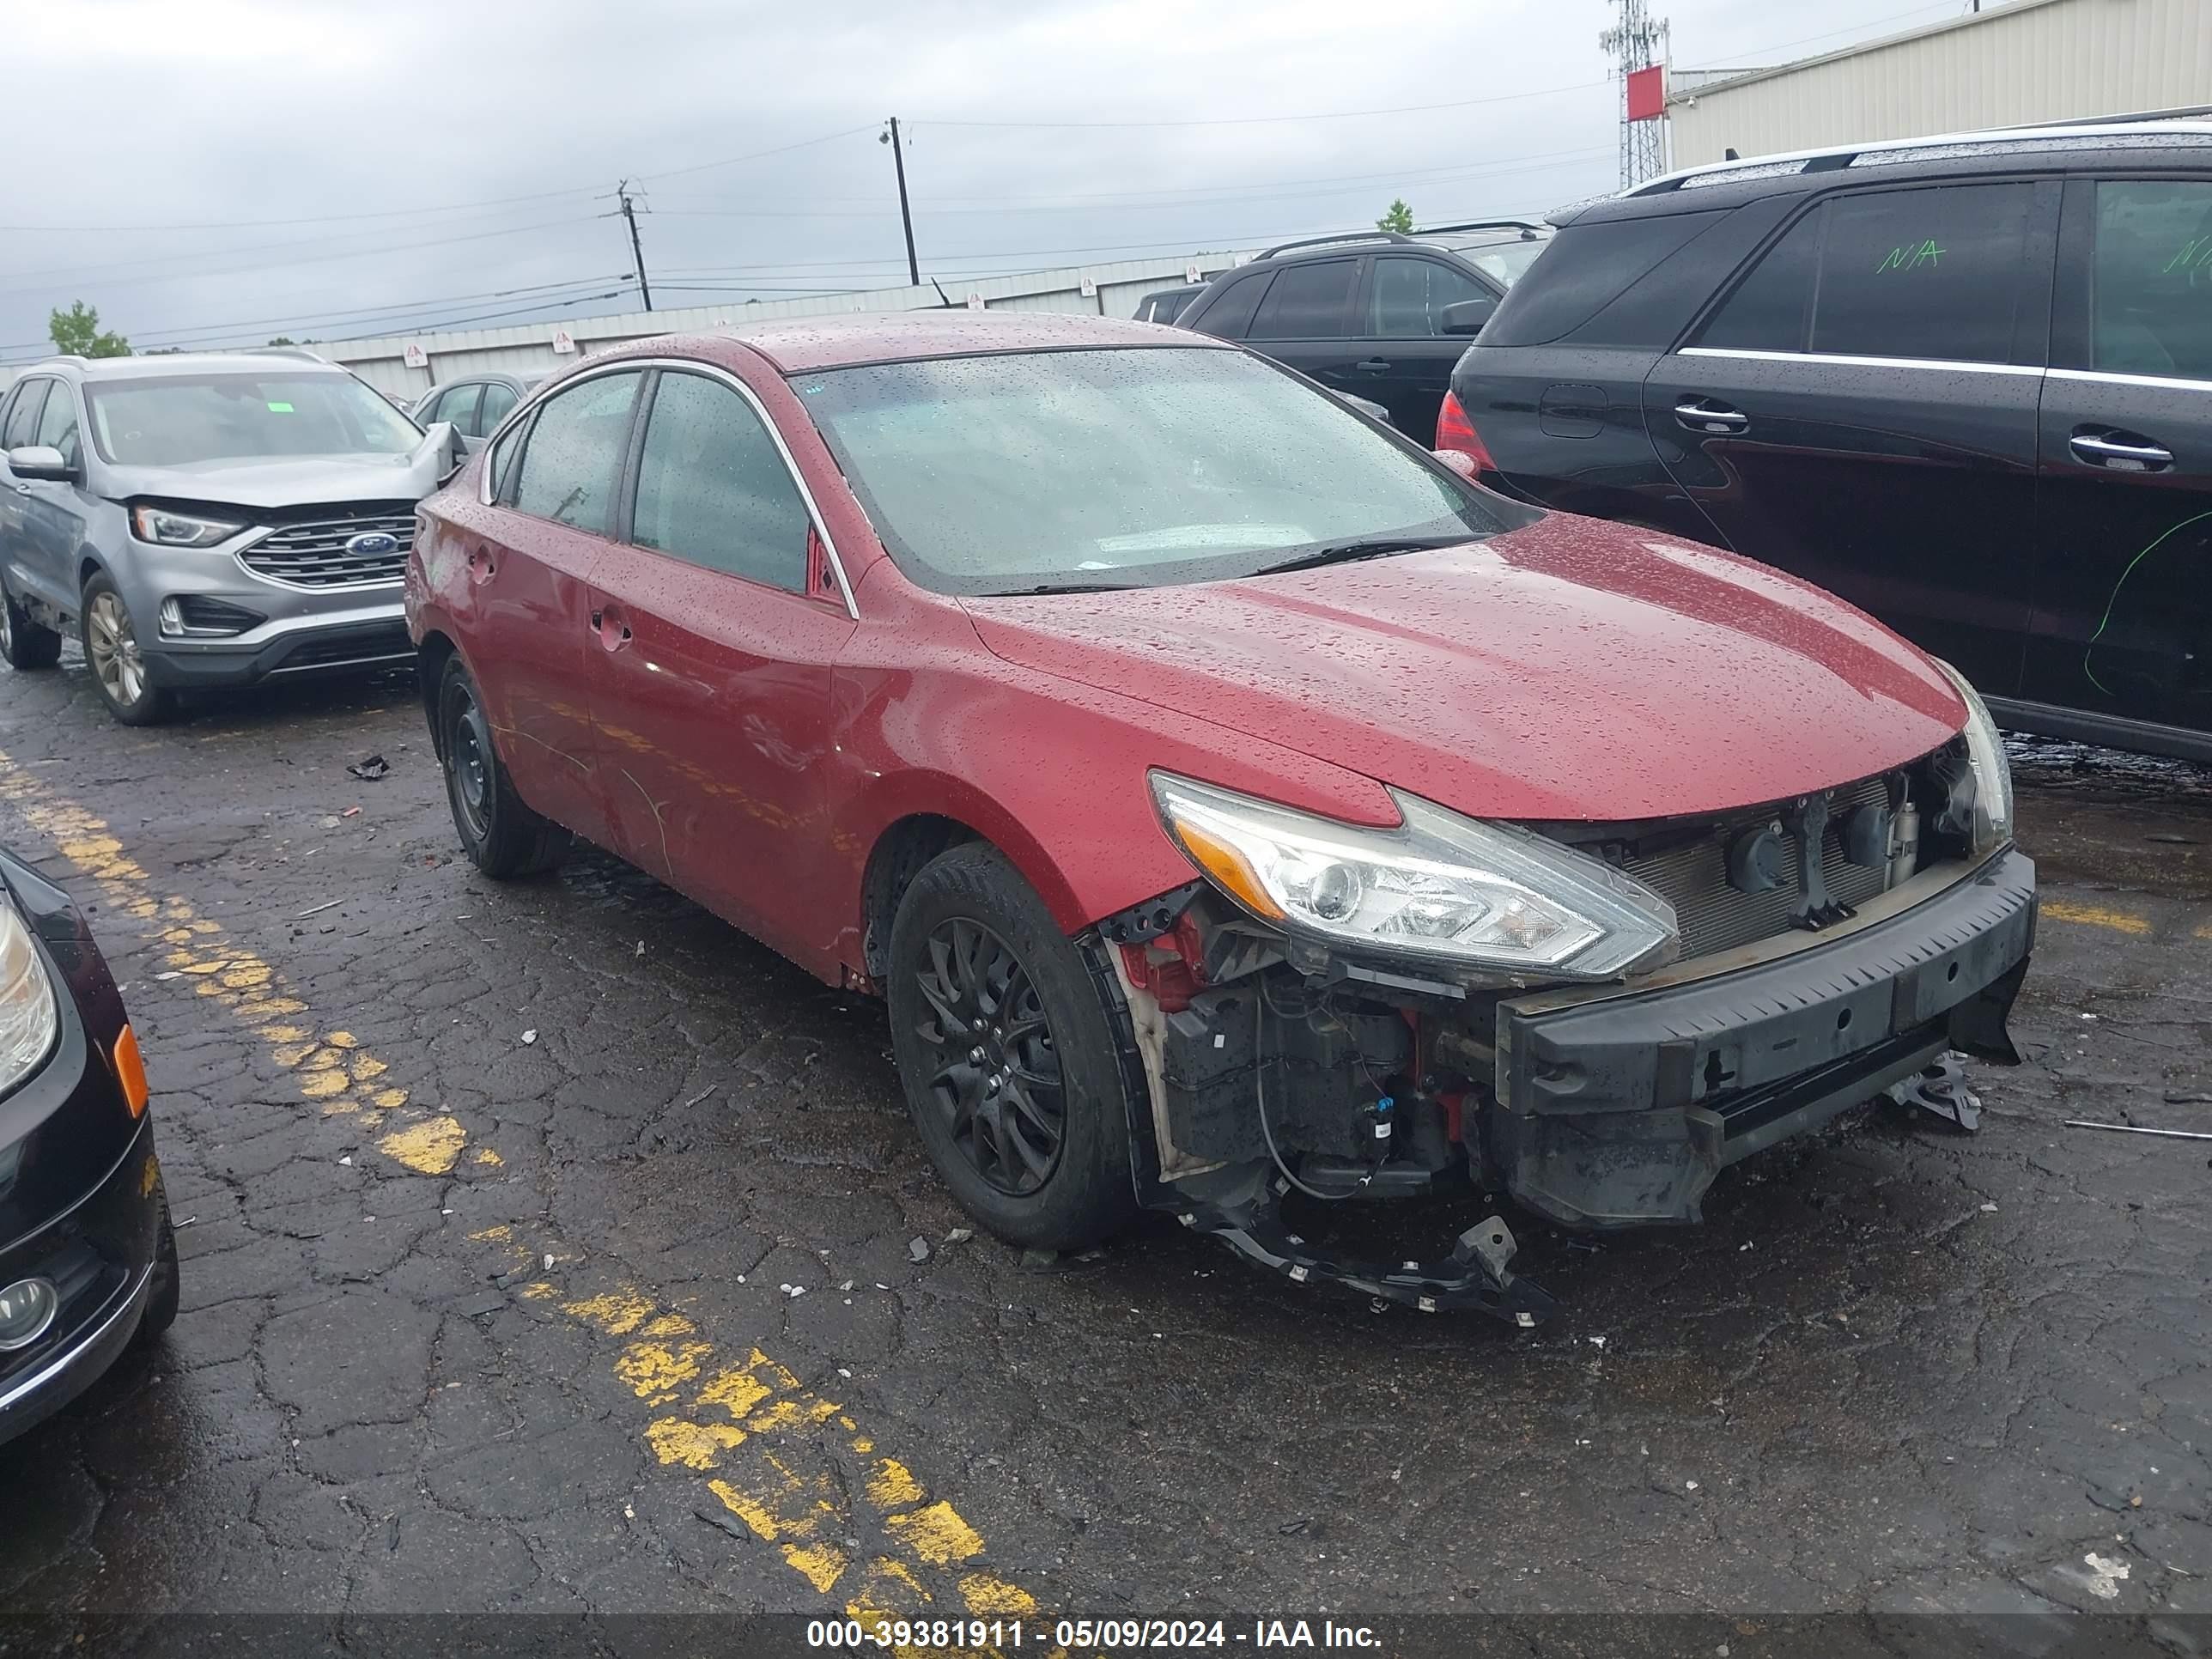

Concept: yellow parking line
[[0, 750, 1030, 1625], [2043, 899, 2154, 936]]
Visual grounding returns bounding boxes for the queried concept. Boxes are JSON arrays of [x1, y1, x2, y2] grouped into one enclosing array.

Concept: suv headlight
[[0, 901, 58, 1097], [1932, 660, 2014, 855], [131, 506, 244, 548], [1151, 773, 1678, 981]]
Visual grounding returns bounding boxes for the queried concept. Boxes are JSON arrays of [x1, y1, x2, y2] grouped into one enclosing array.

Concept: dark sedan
[[0, 848, 177, 1446]]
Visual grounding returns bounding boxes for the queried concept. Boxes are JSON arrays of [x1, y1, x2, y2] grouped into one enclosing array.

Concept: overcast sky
[[0, 0, 1973, 362]]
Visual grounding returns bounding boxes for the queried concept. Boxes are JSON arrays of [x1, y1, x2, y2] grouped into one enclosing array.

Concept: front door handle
[[1675, 398, 1748, 435], [590, 608, 632, 649], [2070, 429, 2174, 471], [1355, 358, 1390, 373]]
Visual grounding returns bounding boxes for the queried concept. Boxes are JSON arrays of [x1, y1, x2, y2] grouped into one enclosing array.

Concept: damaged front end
[[1099, 719, 2035, 1325]]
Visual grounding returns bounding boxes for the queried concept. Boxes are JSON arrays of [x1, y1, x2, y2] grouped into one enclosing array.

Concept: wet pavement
[[0, 654, 2206, 1650]]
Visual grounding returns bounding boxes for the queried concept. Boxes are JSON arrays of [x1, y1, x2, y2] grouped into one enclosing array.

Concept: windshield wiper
[[982, 581, 1137, 596], [1251, 536, 1467, 577]]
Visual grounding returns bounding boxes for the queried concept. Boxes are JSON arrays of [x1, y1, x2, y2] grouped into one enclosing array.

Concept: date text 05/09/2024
[[805, 1619, 1383, 1650]]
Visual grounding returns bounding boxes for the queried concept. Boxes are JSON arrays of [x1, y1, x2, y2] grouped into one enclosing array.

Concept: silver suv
[[0, 349, 462, 724]]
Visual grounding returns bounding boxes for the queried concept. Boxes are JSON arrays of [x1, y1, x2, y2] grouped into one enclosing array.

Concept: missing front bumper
[[1488, 848, 2036, 1231]]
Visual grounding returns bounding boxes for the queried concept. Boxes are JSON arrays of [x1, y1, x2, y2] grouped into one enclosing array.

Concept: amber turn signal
[[113, 1024, 149, 1119]]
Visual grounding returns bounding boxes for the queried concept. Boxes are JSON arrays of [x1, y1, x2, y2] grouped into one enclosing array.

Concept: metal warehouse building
[[1666, 0, 2212, 169]]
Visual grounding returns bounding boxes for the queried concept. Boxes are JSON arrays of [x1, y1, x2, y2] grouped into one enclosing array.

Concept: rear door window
[[1188, 272, 1269, 339], [478, 381, 519, 430], [509, 370, 641, 533], [2089, 179, 2212, 380], [1698, 210, 1822, 351], [1698, 184, 2038, 364], [434, 383, 485, 437], [1249, 259, 1359, 339], [1812, 184, 2034, 362], [1368, 257, 1492, 336], [628, 370, 811, 592]]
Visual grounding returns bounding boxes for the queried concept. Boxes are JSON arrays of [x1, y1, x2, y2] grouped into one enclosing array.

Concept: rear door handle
[[2069, 430, 2174, 471], [1355, 358, 1390, 373], [1674, 398, 1748, 435], [590, 608, 632, 648]]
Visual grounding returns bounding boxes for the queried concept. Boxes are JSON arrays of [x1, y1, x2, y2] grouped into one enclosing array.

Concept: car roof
[[595, 310, 1231, 374], [27, 350, 351, 380], [1631, 118, 2212, 198]]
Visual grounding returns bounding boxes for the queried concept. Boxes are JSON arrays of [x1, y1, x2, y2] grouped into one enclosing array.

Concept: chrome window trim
[[2050, 366, 2212, 395], [1678, 345, 2045, 379], [477, 356, 860, 620]]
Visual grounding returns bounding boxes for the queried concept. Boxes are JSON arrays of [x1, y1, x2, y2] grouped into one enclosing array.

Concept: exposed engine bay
[[1099, 736, 2037, 1324]]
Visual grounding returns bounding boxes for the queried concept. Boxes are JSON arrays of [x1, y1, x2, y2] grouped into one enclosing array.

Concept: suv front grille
[[239, 505, 415, 588], [1612, 775, 1893, 962]]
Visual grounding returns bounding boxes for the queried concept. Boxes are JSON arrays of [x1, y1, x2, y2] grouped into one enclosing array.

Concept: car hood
[[98, 441, 449, 511], [962, 516, 1970, 823]]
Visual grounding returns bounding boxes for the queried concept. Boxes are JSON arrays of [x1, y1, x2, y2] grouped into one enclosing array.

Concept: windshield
[[793, 347, 1510, 594], [1445, 235, 1547, 288], [85, 374, 423, 466]]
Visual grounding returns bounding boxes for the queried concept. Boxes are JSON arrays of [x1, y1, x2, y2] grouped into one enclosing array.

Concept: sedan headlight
[[1932, 660, 2014, 855], [1150, 773, 1678, 981], [131, 506, 244, 548], [0, 902, 58, 1096]]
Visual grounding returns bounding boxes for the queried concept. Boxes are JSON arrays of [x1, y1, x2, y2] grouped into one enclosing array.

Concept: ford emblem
[[347, 532, 400, 556]]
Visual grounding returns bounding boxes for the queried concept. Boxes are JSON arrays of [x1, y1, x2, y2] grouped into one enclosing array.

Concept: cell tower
[[1601, 0, 1671, 188]]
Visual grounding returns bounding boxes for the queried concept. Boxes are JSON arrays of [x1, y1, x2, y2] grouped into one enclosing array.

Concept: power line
[[0, 215, 604, 301], [0, 185, 603, 236], [0, 275, 637, 354], [647, 149, 1609, 221], [918, 80, 1610, 129], [629, 123, 883, 185]]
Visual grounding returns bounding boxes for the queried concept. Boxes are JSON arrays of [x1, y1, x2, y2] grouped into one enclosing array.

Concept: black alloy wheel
[[911, 917, 1066, 1196]]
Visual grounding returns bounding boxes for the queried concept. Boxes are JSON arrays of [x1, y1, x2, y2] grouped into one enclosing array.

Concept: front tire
[[0, 576, 62, 671], [887, 842, 1137, 1251], [436, 654, 568, 878], [81, 573, 176, 725]]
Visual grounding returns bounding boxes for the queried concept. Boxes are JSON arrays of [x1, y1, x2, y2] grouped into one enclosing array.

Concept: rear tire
[[0, 576, 62, 671], [887, 842, 1137, 1252], [436, 654, 568, 878], [81, 573, 176, 725]]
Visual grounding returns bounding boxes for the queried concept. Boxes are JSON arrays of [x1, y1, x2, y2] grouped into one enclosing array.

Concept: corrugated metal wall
[[0, 254, 1240, 400], [1668, 0, 2212, 167]]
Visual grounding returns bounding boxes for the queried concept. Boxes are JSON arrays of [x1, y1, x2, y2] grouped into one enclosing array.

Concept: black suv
[[1449, 122, 2212, 763], [1180, 222, 1548, 438]]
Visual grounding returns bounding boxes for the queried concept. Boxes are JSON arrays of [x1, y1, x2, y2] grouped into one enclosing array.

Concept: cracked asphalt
[[0, 652, 2206, 1652]]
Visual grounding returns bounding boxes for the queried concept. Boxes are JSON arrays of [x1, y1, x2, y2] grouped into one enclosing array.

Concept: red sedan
[[407, 313, 2033, 1322]]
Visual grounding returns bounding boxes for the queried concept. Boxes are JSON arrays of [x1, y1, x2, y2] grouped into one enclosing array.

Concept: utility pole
[[615, 179, 653, 312], [880, 118, 920, 288]]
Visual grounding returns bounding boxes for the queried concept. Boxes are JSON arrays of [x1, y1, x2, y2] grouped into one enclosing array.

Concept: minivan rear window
[[1480, 211, 1724, 346]]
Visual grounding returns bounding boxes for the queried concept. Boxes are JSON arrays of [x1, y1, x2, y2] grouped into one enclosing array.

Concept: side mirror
[[1431, 448, 1480, 481], [424, 420, 467, 477], [5, 445, 76, 483], [1440, 297, 1496, 337]]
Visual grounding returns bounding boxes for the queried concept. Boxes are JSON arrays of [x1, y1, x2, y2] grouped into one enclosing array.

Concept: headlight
[[1932, 660, 2014, 854], [1150, 773, 1679, 981], [131, 506, 244, 548], [0, 902, 58, 1096]]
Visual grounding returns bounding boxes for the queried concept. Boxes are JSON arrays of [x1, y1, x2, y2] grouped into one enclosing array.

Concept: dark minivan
[[1447, 123, 2212, 763]]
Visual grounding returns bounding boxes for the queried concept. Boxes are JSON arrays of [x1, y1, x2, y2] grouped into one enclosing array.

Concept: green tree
[[267, 336, 297, 346], [1377, 198, 1414, 234], [48, 301, 131, 357]]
